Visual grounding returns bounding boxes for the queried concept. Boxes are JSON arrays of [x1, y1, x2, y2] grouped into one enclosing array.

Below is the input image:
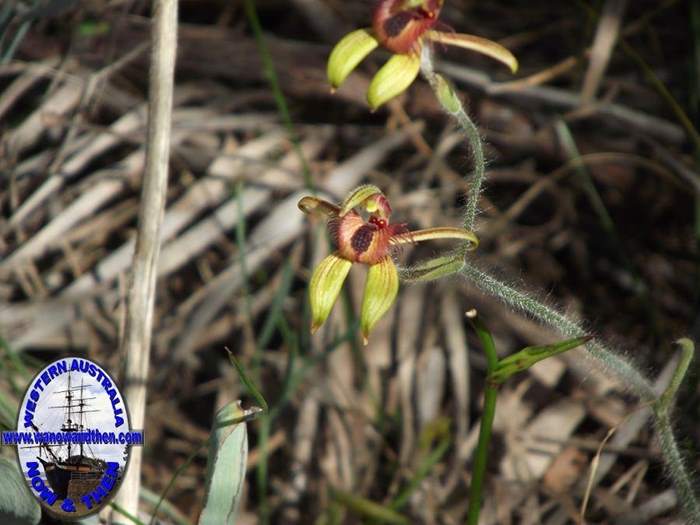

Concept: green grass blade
[[110, 501, 147, 525], [332, 489, 409, 525], [242, 0, 313, 189], [257, 261, 295, 350], [149, 442, 206, 525], [390, 428, 450, 510], [227, 349, 269, 414]]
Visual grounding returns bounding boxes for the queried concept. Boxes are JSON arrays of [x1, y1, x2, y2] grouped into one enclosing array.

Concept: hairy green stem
[[658, 339, 694, 411], [654, 409, 700, 524], [420, 47, 485, 231], [460, 262, 656, 402], [418, 29, 698, 524], [461, 264, 700, 522], [653, 339, 699, 524], [466, 312, 499, 525]]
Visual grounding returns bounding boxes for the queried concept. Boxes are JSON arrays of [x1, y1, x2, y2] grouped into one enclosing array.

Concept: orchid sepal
[[309, 253, 353, 333], [390, 226, 479, 250], [367, 53, 421, 110], [425, 30, 519, 73], [361, 256, 399, 344], [327, 28, 379, 90]]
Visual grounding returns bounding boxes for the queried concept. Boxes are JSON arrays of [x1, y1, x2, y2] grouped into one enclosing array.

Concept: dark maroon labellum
[[383, 11, 413, 38], [351, 224, 376, 255], [372, 0, 444, 54]]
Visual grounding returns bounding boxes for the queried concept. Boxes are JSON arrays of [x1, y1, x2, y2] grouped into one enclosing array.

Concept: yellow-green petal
[[327, 28, 379, 89], [360, 256, 399, 344], [309, 253, 353, 333], [339, 184, 384, 217], [367, 53, 421, 110]]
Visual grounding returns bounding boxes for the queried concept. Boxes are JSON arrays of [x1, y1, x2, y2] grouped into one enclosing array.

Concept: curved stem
[[653, 340, 699, 524], [460, 262, 656, 402], [420, 47, 486, 232], [461, 263, 700, 523], [658, 338, 694, 411], [419, 33, 699, 525], [654, 408, 700, 524]]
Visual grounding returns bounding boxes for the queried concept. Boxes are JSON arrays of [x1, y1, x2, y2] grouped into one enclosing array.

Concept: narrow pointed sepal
[[327, 28, 379, 89], [426, 31, 519, 73], [309, 253, 353, 333], [367, 53, 421, 110], [361, 256, 399, 344], [390, 227, 479, 250]]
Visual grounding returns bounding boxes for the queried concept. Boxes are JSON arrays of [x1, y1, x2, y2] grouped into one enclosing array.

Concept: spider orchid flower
[[299, 185, 478, 344], [327, 0, 518, 110]]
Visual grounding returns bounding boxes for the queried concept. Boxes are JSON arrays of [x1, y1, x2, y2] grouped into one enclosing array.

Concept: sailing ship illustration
[[24, 371, 116, 500]]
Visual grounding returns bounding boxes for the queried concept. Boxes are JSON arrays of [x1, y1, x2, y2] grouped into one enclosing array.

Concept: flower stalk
[[420, 46, 486, 232]]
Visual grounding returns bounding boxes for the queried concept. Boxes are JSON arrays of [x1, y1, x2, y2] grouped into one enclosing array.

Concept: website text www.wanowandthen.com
[[1, 429, 144, 446]]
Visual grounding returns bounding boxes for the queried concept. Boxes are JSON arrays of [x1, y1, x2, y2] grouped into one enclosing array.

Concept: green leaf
[[198, 402, 250, 525], [0, 457, 41, 525], [489, 336, 592, 384]]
